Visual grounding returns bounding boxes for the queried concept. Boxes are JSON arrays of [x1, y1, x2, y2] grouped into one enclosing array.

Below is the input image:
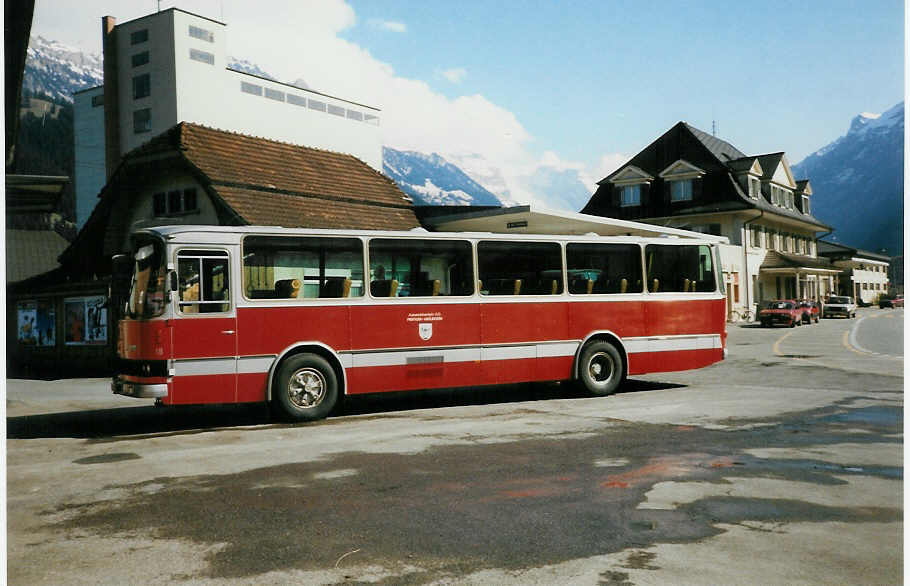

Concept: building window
[[189, 48, 215, 65], [749, 178, 761, 199], [346, 109, 364, 121], [133, 108, 151, 133], [132, 51, 149, 67], [287, 94, 307, 107], [132, 74, 150, 99], [189, 25, 215, 42], [91, 94, 104, 107], [620, 184, 641, 207], [130, 29, 149, 45], [670, 179, 693, 202], [327, 104, 345, 117], [308, 99, 326, 112], [241, 81, 262, 96], [153, 188, 199, 216], [265, 88, 285, 102], [750, 226, 761, 248], [802, 195, 811, 214]]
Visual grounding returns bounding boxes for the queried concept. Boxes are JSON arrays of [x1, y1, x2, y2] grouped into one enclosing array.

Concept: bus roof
[[136, 224, 724, 246]]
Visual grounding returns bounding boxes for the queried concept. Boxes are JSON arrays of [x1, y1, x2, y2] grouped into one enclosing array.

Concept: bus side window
[[368, 238, 474, 298], [177, 250, 230, 313], [477, 241, 563, 296], [241, 236, 365, 299], [645, 244, 716, 293], [565, 242, 643, 294]]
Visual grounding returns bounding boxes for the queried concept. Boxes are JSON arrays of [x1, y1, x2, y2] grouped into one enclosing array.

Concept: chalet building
[[582, 122, 839, 318], [7, 122, 418, 376], [817, 241, 891, 303]]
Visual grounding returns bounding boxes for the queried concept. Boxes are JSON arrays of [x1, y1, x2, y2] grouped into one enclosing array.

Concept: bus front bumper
[[112, 376, 168, 399]]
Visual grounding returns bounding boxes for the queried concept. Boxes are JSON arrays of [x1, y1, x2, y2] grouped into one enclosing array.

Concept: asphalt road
[[6, 307, 903, 585]]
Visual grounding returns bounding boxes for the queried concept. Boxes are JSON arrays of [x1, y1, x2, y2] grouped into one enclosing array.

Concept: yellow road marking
[[772, 329, 798, 356], [842, 330, 870, 356]]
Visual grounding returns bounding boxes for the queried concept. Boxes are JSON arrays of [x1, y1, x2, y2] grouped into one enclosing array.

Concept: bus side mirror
[[168, 270, 179, 292]]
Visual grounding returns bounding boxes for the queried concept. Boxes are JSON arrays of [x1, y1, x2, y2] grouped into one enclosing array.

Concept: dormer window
[[749, 177, 761, 199], [670, 179, 693, 202], [801, 194, 811, 214], [607, 165, 653, 209], [620, 184, 641, 207], [658, 160, 704, 204]]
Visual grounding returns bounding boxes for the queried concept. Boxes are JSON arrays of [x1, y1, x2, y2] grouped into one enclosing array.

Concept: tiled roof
[[5, 229, 70, 283], [133, 123, 416, 217], [216, 186, 420, 231]]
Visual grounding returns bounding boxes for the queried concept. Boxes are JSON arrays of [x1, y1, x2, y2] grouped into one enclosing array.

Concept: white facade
[[74, 8, 382, 229], [840, 258, 891, 303]]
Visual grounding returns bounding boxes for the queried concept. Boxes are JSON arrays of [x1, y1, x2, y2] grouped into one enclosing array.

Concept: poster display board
[[17, 300, 56, 346], [64, 296, 108, 345]]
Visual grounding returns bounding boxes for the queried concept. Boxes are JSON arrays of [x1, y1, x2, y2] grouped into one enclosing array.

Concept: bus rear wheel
[[273, 354, 338, 422], [578, 341, 624, 397]]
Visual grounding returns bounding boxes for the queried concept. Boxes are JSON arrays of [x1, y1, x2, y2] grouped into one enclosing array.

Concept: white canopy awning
[[423, 205, 729, 242]]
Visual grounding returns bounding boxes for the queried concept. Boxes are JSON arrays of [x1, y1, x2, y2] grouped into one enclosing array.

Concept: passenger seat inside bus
[[370, 279, 399, 297], [323, 277, 352, 298], [275, 279, 301, 298]]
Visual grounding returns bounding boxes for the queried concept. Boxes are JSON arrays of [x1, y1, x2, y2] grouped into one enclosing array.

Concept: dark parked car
[[881, 295, 904, 308], [759, 300, 803, 328]]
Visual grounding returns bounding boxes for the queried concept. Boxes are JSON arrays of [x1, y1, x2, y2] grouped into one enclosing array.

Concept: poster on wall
[[17, 300, 56, 347], [64, 296, 108, 345]]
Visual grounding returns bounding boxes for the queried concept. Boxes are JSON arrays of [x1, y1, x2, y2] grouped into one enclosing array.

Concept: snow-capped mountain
[[792, 102, 903, 255], [24, 36, 103, 101], [25, 35, 279, 100], [22, 35, 512, 209], [226, 58, 276, 80], [383, 147, 503, 207]]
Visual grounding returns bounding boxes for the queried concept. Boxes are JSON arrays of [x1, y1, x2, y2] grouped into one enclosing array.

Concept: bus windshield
[[127, 240, 167, 319]]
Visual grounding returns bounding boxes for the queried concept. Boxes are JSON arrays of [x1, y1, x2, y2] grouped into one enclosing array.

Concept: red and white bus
[[112, 225, 727, 421]]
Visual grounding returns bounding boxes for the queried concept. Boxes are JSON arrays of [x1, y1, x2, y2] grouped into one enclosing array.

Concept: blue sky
[[344, 0, 903, 161], [33, 0, 904, 208]]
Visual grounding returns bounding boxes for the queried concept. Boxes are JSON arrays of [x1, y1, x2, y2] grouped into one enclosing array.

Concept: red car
[[894, 296, 904, 308], [759, 300, 803, 328], [798, 300, 820, 324]]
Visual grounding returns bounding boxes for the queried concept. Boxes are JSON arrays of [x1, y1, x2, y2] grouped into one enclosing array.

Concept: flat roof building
[[74, 7, 382, 227]]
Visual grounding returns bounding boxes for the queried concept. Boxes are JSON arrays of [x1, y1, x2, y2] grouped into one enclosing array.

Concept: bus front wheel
[[578, 341, 624, 397], [273, 354, 338, 422]]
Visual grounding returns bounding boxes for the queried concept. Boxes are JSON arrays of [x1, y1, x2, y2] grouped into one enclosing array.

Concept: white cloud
[[32, 0, 617, 210], [368, 19, 407, 33], [440, 68, 467, 83]]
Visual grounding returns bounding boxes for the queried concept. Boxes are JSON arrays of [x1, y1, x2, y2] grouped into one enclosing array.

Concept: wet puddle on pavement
[[43, 398, 903, 581]]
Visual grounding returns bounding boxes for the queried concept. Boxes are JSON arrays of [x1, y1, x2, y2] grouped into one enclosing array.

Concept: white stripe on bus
[[173, 357, 236, 376], [171, 334, 722, 376]]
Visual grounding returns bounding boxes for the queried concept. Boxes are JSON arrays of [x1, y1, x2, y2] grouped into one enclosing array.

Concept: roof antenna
[[711, 106, 717, 136]]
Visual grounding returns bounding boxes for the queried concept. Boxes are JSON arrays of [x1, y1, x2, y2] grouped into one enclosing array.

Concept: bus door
[[171, 249, 237, 404]]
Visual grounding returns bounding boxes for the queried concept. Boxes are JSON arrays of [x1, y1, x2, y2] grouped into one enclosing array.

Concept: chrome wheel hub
[[588, 352, 613, 383], [288, 367, 326, 408]]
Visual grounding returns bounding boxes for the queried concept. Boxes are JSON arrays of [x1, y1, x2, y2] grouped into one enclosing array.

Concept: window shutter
[[640, 183, 650, 206], [612, 185, 621, 207], [663, 181, 671, 203], [693, 177, 703, 199]]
